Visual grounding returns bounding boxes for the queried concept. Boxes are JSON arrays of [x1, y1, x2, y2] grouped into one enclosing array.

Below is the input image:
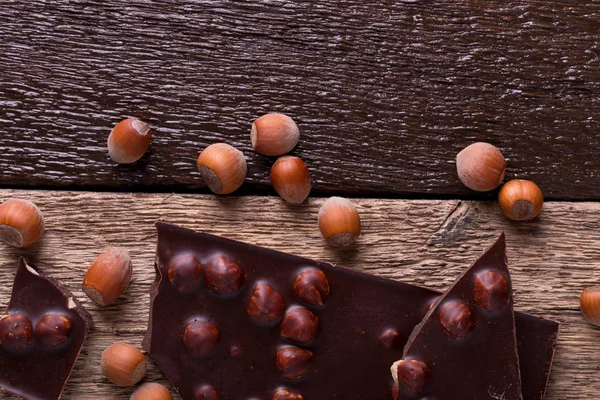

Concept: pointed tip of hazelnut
[[130, 118, 151, 136]]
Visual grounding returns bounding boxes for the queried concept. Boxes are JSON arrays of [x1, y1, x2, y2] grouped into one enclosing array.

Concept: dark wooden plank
[[1, 1, 599, 199]]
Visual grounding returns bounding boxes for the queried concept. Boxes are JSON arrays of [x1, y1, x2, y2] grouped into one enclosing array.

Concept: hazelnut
[[35, 314, 72, 347], [273, 389, 304, 400], [196, 143, 247, 195], [293, 268, 330, 306], [456, 142, 506, 191], [280, 307, 319, 345], [0, 314, 32, 351], [101, 342, 147, 386], [130, 383, 173, 400], [183, 321, 220, 357], [318, 197, 361, 247], [439, 300, 474, 340], [82, 248, 133, 306], [194, 384, 218, 400], [498, 179, 543, 221], [378, 328, 401, 348], [247, 283, 285, 324], [473, 271, 509, 312], [580, 286, 600, 326], [391, 383, 399, 400], [270, 156, 311, 204], [167, 254, 203, 292], [275, 346, 313, 379], [251, 113, 300, 156], [0, 198, 44, 248], [390, 359, 429, 395], [107, 118, 152, 164], [204, 255, 245, 296]]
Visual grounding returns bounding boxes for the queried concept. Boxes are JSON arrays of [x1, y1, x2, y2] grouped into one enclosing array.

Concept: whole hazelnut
[[270, 156, 311, 204], [580, 286, 600, 326], [0, 314, 32, 351], [130, 382, 173, 400], [107, 118, 152, 164], [456, 142, 506, 191], [280, 307, 319, 345], [498, 179, 543, 221], [197, 143, 247, 195], [276, 346, 313, 379], [439, 300, 474, 340], [0, 198, 44, 248], [251, 113, 300, 156], [101, 342, 147, 386], [194, 384, 218, 399], [247, 283, 285, 324], [35, 314, 72, 347], [82, 248, 133, 306], [183, 321, 220, 357], [318, 197, 361, 247], [167, 254, 203, 292], [473, 271, 509, 312], [390, 359, 429, 395], [293, 268, 330, 306], [273, 389, 304, 400], [204, 255, 245, 296]]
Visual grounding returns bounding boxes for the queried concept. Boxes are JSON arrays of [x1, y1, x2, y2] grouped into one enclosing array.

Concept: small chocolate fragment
[[0, 258, 92, 400], [280, 307, 319, 345], [247, 283, 285, 324]]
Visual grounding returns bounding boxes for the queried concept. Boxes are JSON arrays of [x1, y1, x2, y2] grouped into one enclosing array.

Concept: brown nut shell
[[183, 321, 220, 357], [107, 118, 151, 164], [197, 143, 247, 195], [130, 382, 173, 400], [473, 271, 509, 312], [35, 314, 72, 347], [0, 198, 44, 248], [280, 307, 319, 345], [251, 113, 300, 156], [581, 286, 600, 326], [101, 342, 147, 386], [293, 268, 330, 306], [439, 300, 474, 340], [273, 389, 304, 400], [498, 179, 544, 221], [204, 255, 244, 296], [270, 156, 311, 204], [456, 142, 506, 191], [276, 346, 313, 379], [82, 248, 133, 306], [167, 254, 203, 292], [390, 359, 430, 395], [0, 314, 32, 351], [247, 283, 285, 324], [318, 197, 361, 247]]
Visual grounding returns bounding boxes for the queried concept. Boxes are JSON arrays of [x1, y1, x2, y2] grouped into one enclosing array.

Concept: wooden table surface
[[1, 1, 599, 399]]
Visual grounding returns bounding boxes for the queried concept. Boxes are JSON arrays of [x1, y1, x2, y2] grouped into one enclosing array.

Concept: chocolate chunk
[[144, 222, 558, 400], [393, 233, 523, 399], [0, 258, 92, 400]]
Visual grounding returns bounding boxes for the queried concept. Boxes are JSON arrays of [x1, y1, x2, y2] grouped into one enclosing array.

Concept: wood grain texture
[[1, 1, 599, 199], [0, 189, 596, 398]]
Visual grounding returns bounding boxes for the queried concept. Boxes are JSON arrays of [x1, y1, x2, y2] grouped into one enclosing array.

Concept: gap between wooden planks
[[0, 189, 596, 399]]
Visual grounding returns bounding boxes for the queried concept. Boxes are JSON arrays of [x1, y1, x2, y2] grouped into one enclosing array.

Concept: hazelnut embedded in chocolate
[[0, 314, 32, 351], [280, 307, 319, 345], [378, 328, 401, 348], [273, 388, 304, 400], [293, 268, 330, 306], [247, 283, 285, 324], [204, 255, 244, 296], [390, 359, 429, 395], [167, 254, 203, 292], [439, 300, 474, 340], [194, 384, 218, 400], [276, 346, 313, 380], [35, 314, 72, 347], [183, 321, 220, 357], [473, 271, 509, 312]]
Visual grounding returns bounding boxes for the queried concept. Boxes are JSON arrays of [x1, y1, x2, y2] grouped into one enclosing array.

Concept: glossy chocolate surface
[[144, 223, 558, 400], [0, 258, 92, 400]]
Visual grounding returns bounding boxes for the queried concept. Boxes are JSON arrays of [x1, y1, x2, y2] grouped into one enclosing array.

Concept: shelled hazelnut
[[251, 113, 300, 156], [130, 382, 172, 400], [456, 142, 506, 191], [580, 286, 600, 326], [35, 315, 72, 347], [0, 314, 32, 351], [107, 118, 152, 164], [101, 342, 147, 386], [197, 143, 247, 195], [82, 248, 133, 306], [498, 179, 543, 221], [270, 156, 311, 204], [0, 199, 44, 248], [318, 197, 361, 247]]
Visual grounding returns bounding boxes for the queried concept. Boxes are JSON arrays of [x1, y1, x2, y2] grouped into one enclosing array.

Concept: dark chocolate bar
[[144, 222, 559, 400], [392, 233, 523, 399], [0, 258, 92, 400]]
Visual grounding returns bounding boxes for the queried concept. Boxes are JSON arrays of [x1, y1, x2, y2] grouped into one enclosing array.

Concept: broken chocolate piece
[[0, 258, 92, 400], [144, 222, 558, 400], [393, 233, 522, 399]]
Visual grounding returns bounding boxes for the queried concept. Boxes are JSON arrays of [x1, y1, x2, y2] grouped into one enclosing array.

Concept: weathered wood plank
[[0, 189, 595, 398], [1, 1, 599, 199]]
